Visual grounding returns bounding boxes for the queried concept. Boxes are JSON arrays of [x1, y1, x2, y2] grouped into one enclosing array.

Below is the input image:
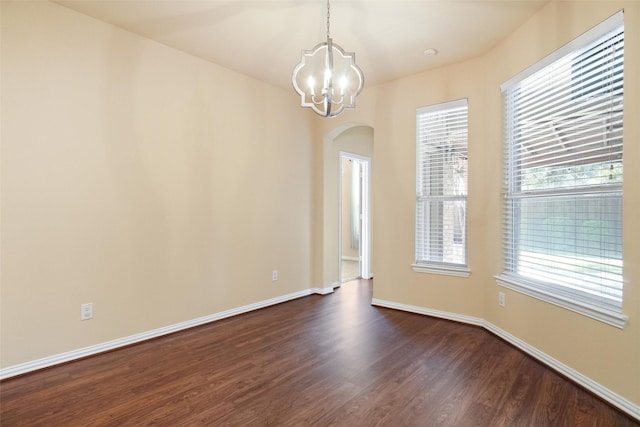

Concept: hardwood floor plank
[[1, 280, 637, 426]]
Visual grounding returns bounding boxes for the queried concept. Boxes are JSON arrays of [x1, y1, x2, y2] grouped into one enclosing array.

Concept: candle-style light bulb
[[340, 76, 348, 95], [307, 76, 316, 96]]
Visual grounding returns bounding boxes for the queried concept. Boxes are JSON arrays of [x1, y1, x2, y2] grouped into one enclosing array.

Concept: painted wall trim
[[495, 274, 628, 329], [0, 289, 315, 380], [371, 298, 483, 326], [371, 298, 640, 422], [312, 286, 336, 295], [411, 263, 471, 278]]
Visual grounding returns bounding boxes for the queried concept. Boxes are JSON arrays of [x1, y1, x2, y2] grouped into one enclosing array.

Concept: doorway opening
[[339, 152, 372, 283]]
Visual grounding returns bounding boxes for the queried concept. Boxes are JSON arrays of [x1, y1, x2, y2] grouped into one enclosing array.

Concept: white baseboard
[[371, 298, 640, 422], [372, 298, 484, 327], [483, 321, 640, 421], [0, 289, 315, 381], [312, 286, 336, 295]]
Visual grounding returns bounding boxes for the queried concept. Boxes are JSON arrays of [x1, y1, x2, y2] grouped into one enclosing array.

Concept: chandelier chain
[[326, 0, 331, 38]]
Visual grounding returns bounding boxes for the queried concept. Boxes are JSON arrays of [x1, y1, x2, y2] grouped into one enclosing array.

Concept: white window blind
[[498, 12, 625, 326], [415, 99, 469, 275]]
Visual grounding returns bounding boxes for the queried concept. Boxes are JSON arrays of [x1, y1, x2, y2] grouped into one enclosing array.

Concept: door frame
[[339, 151, 372, 282]]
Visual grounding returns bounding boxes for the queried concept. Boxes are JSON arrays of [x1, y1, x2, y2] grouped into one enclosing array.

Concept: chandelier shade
[[291, 1, 364, 118]]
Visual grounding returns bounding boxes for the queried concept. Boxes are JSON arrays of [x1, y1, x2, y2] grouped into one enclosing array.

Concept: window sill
[[495, 274, 628, 329], [412, 263, 471, 278]]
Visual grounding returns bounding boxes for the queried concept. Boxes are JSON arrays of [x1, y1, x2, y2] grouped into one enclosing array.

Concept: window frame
[[496, 11, 627, 328], [413, 98, 470, 277]]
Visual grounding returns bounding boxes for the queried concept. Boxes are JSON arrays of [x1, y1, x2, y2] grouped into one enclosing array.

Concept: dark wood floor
[[1, 279, 638, 426]]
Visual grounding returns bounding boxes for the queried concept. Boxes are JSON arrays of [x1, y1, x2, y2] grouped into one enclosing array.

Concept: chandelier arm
[[311, 94, 325, 105]]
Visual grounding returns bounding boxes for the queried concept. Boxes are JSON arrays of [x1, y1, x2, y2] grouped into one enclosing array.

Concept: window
[[414, 99, 469, 277], [497, 12, 627, 328]]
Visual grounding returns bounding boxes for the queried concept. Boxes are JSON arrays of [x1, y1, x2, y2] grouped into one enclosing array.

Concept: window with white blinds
[[414, 99, 469, 277], [497, 12, 626, 327]]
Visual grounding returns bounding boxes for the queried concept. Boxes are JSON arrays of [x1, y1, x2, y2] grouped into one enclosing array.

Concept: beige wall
[[317, 0, 639, 410], [1, 1, 315, 367]]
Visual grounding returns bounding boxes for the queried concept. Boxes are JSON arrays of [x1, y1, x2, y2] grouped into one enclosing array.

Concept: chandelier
[[292, 0, 364, 118]]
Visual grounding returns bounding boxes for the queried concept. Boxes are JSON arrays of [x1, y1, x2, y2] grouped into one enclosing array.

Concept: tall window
[[498, 12, 626, 327], [414, 99, 469, 277]]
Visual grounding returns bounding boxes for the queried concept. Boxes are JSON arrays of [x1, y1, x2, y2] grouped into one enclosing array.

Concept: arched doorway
[[322, 124, 373, 291]]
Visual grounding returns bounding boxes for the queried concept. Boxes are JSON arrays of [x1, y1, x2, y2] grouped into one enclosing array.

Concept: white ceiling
[[54, 0, 549, 90]]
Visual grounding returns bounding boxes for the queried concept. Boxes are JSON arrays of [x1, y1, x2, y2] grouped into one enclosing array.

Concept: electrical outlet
[[272, 270, 279, 281], [498, 292, 506, 307], [81, 303, 93, 320]]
